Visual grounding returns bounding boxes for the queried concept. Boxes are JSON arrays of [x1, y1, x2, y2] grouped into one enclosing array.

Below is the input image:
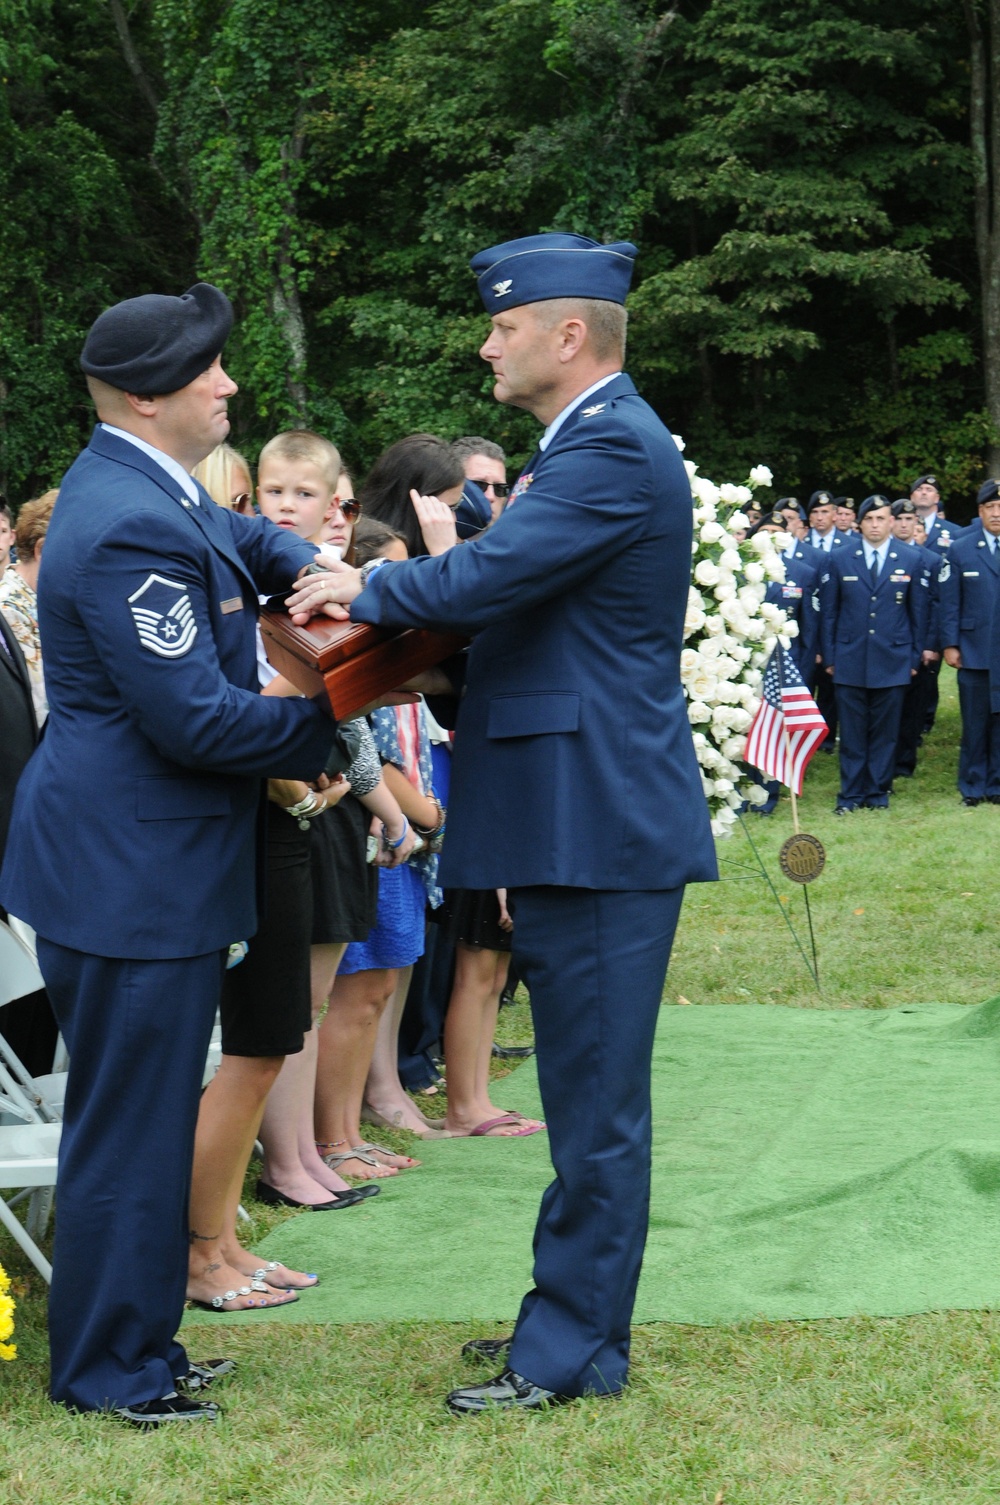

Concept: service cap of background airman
[[858, 494, 892, 522], [747, 511, 784, 537], [777, 495, 806, 519], [806, 490, 835, 514], [910, 473, 939, 495], [471, 233, 638, 313], [977, 478, 1000, 506], [891, 498, 916, 517], [833, 495, 855, 512], [80, 282, 233, 395]]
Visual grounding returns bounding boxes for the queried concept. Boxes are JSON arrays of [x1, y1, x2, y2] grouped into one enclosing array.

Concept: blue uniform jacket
[[923, 517, 963, 556], [939, 527, 1000, 670], [0, 426, 334, 958], [769, 552, 820, 675], [351, 374, 718, 892], [808, 528, 850, 555], [819, 541, 930, 688]]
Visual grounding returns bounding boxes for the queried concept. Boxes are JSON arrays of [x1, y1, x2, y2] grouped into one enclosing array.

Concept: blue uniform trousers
[[895, 661, 940, 777], [957, 668, 1000, 798], [834, 684, 907, 809], [505, 885, 684, 1397], [36, 940, 223, 1411]]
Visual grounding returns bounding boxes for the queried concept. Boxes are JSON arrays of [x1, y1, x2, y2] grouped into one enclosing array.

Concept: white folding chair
[[0, 919, 64, 1123]]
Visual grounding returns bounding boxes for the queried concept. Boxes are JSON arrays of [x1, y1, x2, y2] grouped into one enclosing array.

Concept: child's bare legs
[[441, 945, 531, 1137], [363, 964, 440, 1134]]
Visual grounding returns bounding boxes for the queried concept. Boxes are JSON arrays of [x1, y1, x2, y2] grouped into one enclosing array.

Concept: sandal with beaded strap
[[252, 1261, 319, 1291], [188, 1280, 298, 1312]]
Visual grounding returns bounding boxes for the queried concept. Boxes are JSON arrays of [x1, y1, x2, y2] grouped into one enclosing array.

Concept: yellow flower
[[0, 1264, 16, 1360]]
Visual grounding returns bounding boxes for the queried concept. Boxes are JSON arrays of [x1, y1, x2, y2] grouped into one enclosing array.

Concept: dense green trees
[[0, 0, 995, 516]]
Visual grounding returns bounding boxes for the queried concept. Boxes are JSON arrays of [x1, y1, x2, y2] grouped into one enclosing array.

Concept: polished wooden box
[[259, 604, 466, 720]]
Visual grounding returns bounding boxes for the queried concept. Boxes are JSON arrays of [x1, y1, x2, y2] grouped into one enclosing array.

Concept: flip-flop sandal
[[252, 1261, 319, 1291], [502, 1109, 547, 1131], [316, 1143, 398, 1179], [189, 1280, 299, 1312], [469, 1113, 546, 1138], [352, 1140, 421, 1170]]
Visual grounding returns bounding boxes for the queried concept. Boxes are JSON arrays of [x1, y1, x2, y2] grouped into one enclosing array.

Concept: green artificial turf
[[7, 665, 1000, 1504]]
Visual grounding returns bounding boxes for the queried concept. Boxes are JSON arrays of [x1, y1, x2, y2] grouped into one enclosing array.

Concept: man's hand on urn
[[286, 558, 362, 624]]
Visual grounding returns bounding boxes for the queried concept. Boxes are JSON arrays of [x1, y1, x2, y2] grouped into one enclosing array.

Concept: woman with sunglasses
[[192, 441, 256, 514]]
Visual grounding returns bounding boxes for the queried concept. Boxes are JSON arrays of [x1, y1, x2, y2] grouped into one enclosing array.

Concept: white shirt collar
[[538, 373, 622, 452], [100, 423, 200, 505], [810, 528, 833, 551]]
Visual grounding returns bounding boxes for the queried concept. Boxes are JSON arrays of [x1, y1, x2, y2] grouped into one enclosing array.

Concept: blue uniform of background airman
[[939, 479, 1000, 804]]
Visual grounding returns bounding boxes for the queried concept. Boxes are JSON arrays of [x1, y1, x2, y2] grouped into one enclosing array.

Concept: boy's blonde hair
[[258, 430, 342, 492]]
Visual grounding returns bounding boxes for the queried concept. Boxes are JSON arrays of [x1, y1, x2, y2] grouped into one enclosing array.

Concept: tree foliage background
[[2, 0, 998, 517]]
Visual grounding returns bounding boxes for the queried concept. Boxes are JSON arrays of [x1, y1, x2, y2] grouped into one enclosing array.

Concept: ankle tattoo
[[188, 1228, 221, 1244]]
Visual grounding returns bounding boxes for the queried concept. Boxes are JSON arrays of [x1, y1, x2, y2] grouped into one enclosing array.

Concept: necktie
[[870, 553, 879, 586]]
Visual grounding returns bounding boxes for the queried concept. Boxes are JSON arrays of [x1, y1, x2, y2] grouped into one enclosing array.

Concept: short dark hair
[[452, 435, 506, 466], [0, 501, 12, 526], [358, 433, 465, 557]]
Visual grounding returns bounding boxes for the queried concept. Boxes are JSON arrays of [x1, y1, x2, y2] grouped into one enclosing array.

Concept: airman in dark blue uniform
[[806, 490, 848, 749], [891, 499, 943, 779], [0, 286, 335, 1425], [286, 232, 718, 1413], [939, 479, 1000, 804], [819, 494, 929, 812]]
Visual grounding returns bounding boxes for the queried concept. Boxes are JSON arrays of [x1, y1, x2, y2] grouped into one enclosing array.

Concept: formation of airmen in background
[[739, 474, 1000, 813]]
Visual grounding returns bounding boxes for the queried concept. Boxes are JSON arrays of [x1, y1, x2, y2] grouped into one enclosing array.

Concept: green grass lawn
[[4, 667, 1000, 1505]]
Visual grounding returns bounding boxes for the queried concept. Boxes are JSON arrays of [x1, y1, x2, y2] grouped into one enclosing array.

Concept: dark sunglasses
[[332, 496, 362, 520], [231, 492, 255, 515], [471, 479, 510, 499]]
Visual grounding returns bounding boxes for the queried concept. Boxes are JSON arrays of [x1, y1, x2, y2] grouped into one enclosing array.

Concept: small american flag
[[744, 645, 828, 795]]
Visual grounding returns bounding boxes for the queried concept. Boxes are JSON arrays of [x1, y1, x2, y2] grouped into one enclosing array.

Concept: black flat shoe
[[491, 1043, 535, 1059], [461, 1334, 513, 1363], [175, 1358, 236, 1394], [446, 1367, 572, 1415], [962, 796, 983, 807], [113, 1392, 220, 1429], [255, 1180, 373, 1210]]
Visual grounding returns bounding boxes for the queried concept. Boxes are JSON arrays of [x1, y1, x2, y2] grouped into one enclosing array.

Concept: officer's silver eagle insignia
[[582, 403, 607, 417], [128, 573, 198, 658], [492, 279, 513, 297]]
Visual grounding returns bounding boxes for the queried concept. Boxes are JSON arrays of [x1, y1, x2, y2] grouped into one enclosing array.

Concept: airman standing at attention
[[820, 494, 929, 813], [890, 499, 943, 779], [939, 480, 1000, 806], [806, 490, 848, 749]]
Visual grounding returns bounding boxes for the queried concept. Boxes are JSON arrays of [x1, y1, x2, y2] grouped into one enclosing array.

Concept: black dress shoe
[[445, 1367, 572, 1414], [491, 1043, 535, 1060], [988, 796, 1000, 805], [255, 1180, 374, 1210], [113, 1392, 220, 1429], [175, 1358, 236, 1394], [461, 1334, 513, 1363], [962, 796, 983, 807]]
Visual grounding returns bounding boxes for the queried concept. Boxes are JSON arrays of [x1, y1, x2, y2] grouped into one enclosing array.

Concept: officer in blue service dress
[[939, 479, 1000, 805], [819, 494, 929, 813], [286, 233, 718, 1413], [891, 499, 943, 780], [0, 285, 338, 1427], [806, 490, 848, 750]]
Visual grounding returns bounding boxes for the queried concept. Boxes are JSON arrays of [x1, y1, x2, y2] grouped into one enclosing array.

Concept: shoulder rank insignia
[[581, 402, 607, 417], [491, 279, 513, 297], [128, 573, 198, 658]]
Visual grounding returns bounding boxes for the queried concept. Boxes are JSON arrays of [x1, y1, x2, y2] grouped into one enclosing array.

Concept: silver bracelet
[[285, 791, 323, 829]]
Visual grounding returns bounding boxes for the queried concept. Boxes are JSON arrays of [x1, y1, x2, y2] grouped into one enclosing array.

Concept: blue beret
[[858, 493, 891, 522], [806, 490, 835, 514], [910, 473, 939, 494], [978, 479, 1000, 506], [455, 480, 492, 540], [80, 282, 233, 395], [471, 233, 637, 313]]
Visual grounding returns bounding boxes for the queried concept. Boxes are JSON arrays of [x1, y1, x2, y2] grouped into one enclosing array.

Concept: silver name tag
[[220, 596, 244, 614]]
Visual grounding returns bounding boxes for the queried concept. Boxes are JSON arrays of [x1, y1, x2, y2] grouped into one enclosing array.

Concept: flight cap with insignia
[[891, 498, 916, 517], [910, 473, 939, 495], [977, 478, 1000, 506], [806, 490, 835, 514], [858, 493, 891, 522], [455, 480, 492, 540], [471, 233, 637, 312], [80, 282, 233, 395]]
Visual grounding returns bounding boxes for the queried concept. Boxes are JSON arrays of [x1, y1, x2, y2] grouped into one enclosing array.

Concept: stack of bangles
[[284, 790, 327, 830], [411, 797, 447, 853]]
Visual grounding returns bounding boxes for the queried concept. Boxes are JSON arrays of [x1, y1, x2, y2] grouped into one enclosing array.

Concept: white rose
[[759, 601, 784, 625], [704, 614, 725, 637], [721, 735, 746, 760], [691, 731, 708, 749], [744, 561, 765, 584], [730, 708, 753, 732], [782, 620, 800, 639], [764, 553, 786, 581], [692, 539, 699, 556], [680, 648, 700, 680], [712, 705, 736, 728], [736, 683, 756, 708], [692, 476, 721, 509], [694, 560, 721, 588], [719, 598, 744, 626], [700, 520, 726, 544], [714, 777, 734, 796], [714, 581, 738, 602], [683, 608, 706, 637], [726, 789, 744, 808], [738, 586, 763, 612], [727, 514, 749, 536], [749, 465, 773, 488], [689, 586, 706, 609], [687, 701, 712, 725], [745, 669, 762, 688], [719, 548, 742, 572], [699, 636, 722, 659], [690, 670, 719, 702], [744, 619, 765, 640], [720, 483, 753, 506], [684, 460, 697, 481], [673, 433, 686, 452], [715, 655, 739, 680], [701, 773, 715, 797], [746, 783, 770, 806]]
